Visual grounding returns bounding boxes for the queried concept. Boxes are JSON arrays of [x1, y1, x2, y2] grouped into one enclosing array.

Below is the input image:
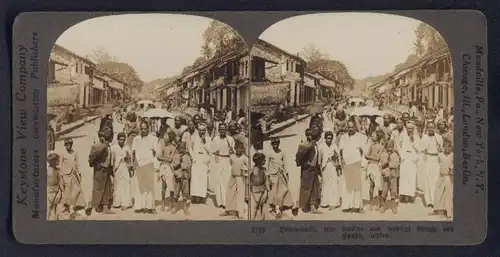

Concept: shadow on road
[[265, 134, 297, 141], [56, 134, 87, 142]]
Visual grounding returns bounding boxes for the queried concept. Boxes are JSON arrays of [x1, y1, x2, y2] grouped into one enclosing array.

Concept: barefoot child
[[157, 131, 177, 212], [47, 151, 63, 220], [432, 139, 453, 219], [266, 138, 293, 218], [225, 141, 248, 219], [379, 140, 400, 214], [364, 130, 385, 210], [250, 152, 270, 220], [59, 138, 86, 217], [170, 142, 192, 217]]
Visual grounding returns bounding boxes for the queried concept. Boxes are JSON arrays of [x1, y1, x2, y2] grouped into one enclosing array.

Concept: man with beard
[[421, 121, 443, 208], [131, 121, 158, 214], [338, 120, 366, 213], [398, 122, 419, 203], [211, 123, 236, 210], [190, 123, 212, 204], [88, 130, 115, 215], [296, 126, 323, 214]]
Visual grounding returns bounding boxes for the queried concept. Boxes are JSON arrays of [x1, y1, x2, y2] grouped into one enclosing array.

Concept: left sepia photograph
[[46, 14, 251, 221]]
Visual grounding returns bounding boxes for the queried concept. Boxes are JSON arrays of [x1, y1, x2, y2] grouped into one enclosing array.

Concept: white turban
[[198, 122, 207, 130]]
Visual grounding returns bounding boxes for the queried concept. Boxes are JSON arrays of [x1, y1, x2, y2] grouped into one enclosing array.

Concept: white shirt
[[131, 133, 158, 166], [339, 132, 366, 165], [111, 143, 131, 171], [211, 136, 236, 156], [319, 141, 339, 170]]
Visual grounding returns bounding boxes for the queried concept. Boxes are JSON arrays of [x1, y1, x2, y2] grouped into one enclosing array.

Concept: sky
[[56, 14, 212, 82], [259, 13, 422, 80], [56, 13, 423, 82]]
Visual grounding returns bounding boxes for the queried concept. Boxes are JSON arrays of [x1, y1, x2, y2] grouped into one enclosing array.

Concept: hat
[[406, 121, 415, 129], [64, 138, 73, 145]]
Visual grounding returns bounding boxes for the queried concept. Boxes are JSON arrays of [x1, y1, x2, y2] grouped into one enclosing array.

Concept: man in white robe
[[211, 123, 236, 209], [398, 122, 420, 203], [319, 131, 341, 210], [190, 123, 212, 204], [421, 121, 443, 207]]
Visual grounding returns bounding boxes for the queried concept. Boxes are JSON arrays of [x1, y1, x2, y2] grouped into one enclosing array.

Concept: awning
[[47, 83, 81, 107], [251, 46, 280, 64], [108, 81, 124, 90], [304, 82, 316, 89], [417, 80, 438, 89]]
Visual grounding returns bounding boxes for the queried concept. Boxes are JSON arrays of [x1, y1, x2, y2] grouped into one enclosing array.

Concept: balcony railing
[[440, 72, 451, 82]]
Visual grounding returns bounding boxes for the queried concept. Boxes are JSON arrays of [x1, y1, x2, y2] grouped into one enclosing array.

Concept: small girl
[[266, 138, 293, 219], [432, 139, 453, 219], [171, 142, 192, 217], [250, 152, 271, 220], [364, 130, 386, 210], [379, 140, 401, 214]]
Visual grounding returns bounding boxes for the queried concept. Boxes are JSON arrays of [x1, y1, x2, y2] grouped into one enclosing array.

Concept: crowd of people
[[47, 102, 250, 220], [249, 100, 454, 220]]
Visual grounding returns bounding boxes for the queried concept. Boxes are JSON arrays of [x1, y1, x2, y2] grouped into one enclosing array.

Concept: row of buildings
[[154, 39, 340, 115], [366, 48, 453, 111], [47, 44, 132, 109]]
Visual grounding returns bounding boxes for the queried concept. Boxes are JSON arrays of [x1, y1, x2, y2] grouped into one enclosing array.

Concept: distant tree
[[301, 43, 330, 63], [414, 23, 447, 56], [307, 59, 355, 90], [393, 53, 420, 72], [97, 62, 144, 91], [86, 46, 117, 64], [181, 65, 193, 75], [201, 20, 246, 60], [200, 41, 213, 60], [192, 57, 207, 67], [88, 47, 144, 92]]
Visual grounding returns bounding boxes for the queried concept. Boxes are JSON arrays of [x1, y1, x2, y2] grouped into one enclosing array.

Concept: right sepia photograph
[[248, 13, 453, 221]]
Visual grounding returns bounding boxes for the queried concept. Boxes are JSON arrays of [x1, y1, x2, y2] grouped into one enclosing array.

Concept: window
[[48, 61, 56, 81], [84, 65, 93, 76], [438, 85, 444, 104], [286, 61, 289, 72], [75, 63, 79, 73]]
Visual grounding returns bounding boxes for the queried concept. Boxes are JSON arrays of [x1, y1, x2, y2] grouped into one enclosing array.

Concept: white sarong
[[214, 157, 232, 207], [423, 155, 440, 205]]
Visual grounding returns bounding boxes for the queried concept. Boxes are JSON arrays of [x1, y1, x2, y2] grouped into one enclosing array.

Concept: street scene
[[248, 13, 453, 221], [47, 14, 251, 220]]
